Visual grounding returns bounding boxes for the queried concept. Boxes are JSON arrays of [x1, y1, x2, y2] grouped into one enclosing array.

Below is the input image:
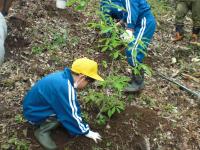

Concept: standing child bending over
[[101, 0, 156, 92]]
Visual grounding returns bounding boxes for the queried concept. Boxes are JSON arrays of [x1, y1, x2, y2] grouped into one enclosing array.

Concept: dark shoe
[[124, 70, 144, 93], [191, 27, 200, 42], [192, 27, 200, 35], [124, 81, 144, 92], [34, 119, 59, 150]]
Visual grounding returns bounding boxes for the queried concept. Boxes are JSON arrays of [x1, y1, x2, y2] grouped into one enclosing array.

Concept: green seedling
[[15, 114, 25, 124], [89, 11, 126, 60], [163, 103, 177, 114], [83, 75, 129, 125], [1, 137, 30, 150], [140, 95, 157, 108], [32, 29, 67, 54], [66, 0, 90, 11]]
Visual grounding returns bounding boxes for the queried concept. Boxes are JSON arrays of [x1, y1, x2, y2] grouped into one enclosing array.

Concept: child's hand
[[85, 130, 102, 143], [120, 29, 133, 42], [116, 20, 124, 27]]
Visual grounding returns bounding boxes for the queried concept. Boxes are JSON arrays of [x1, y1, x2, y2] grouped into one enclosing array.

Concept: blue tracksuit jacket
[[100, 0, 156, 66], [23, 68, 89, 135]]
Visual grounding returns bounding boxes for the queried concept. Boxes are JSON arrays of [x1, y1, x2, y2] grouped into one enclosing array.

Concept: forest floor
[[0, 0, 200, 150]]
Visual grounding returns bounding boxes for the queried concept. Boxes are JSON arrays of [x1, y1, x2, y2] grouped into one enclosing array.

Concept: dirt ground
[[0, 0, 200, 150]]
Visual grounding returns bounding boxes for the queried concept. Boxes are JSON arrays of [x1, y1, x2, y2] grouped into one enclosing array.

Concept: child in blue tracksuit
[[23, 68, 90, 134], [23, 58, 103, 149], [100, 0, 156, 92]]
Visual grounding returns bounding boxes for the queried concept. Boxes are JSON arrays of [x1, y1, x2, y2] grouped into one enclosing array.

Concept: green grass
[[148, 0, 173, 17], [32, 29, 67, 54]]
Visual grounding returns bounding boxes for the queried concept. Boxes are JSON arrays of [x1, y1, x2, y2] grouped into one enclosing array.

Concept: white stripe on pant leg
[[135, 17, 146, 62], [132, 18, 144, 51], [126, 0, 131, 24], [125, 0, 129, 23], [127, 0, 131, 23], [131, 17, 146, 65], [129, 18, 145, 66], [68, 81, 87, 133], [131, 18, 146, 65], [134, 17, 146, 49]]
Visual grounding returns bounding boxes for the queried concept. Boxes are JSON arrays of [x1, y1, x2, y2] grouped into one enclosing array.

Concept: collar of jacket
[[64, 67, 75, 86]]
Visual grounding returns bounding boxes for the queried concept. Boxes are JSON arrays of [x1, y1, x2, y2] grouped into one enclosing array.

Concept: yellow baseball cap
[[71, 58, 104, 81]]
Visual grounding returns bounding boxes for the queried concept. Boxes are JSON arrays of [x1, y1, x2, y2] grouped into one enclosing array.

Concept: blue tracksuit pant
[[126, 12, 156, 66]]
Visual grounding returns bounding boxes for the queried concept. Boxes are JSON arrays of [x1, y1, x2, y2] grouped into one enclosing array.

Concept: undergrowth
[[82, 75, 130, 125]]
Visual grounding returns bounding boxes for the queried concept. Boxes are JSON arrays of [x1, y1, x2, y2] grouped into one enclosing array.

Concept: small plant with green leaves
[[148, 0, 172, 18], [32, 29, 67, 54], [92, 146, 103, 150], [15, 114, 25, 124], [106, 141, 112, 147], [101, 60, 108, 68], [81, 111, 90, 122], [83, 75, 130, 125], [89, 11, 127, 60], [162, 103, 178, 114], [1, 137, 30, 150], [140, 95, 157, 108], [68, 35, 80, 47], [66, 0, 90, 11]]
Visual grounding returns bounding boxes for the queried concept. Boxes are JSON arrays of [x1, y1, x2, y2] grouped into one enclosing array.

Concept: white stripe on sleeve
[[71, 85, 89, 131], [68, 80, 89, 133]]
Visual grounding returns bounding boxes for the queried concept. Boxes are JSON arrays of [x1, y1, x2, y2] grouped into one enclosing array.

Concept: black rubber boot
[[191, 27, 200, 42], [34, 119, 59, 150], [124, 70, 144, 93], [192, 27, 200, 35], [176, 25, 184, 35]]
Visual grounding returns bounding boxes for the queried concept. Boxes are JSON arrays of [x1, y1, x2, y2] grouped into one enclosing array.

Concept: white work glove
[[120, 29, 133, 42], [56, 0, 67, 9], [85, 130, 102, 143], [116, 20, 124, 27]]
